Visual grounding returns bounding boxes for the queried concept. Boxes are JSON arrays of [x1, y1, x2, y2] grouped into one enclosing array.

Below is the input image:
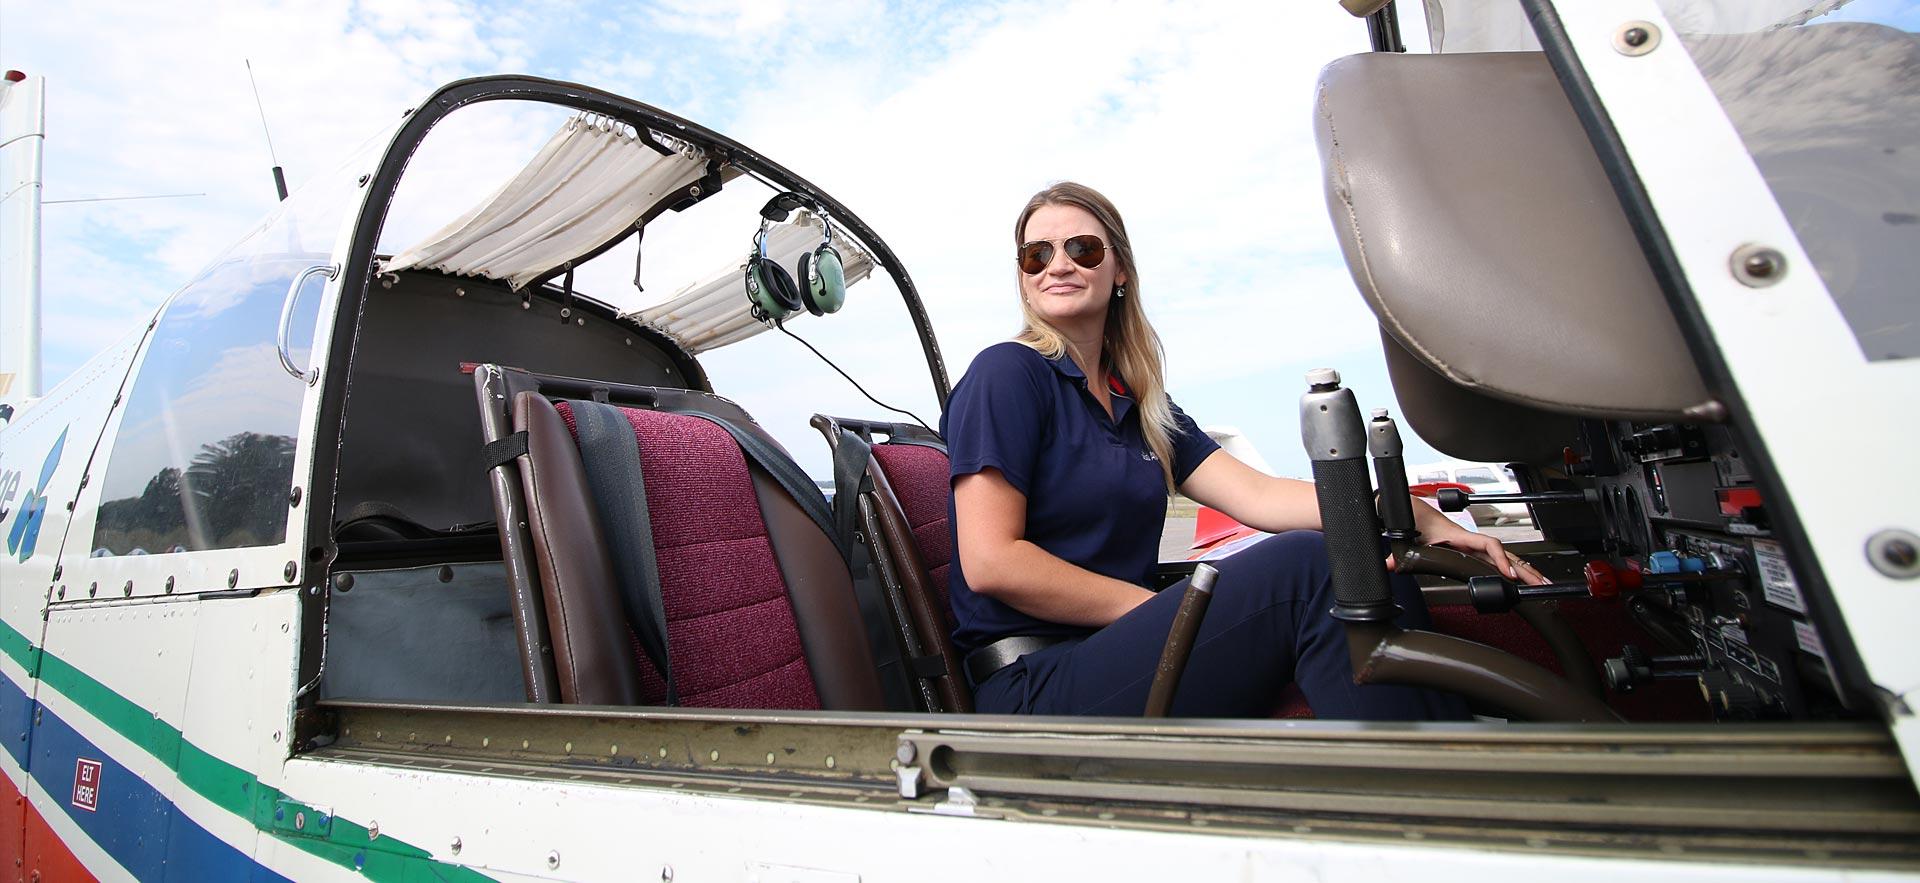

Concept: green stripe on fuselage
[[2, 614, 490, 882]]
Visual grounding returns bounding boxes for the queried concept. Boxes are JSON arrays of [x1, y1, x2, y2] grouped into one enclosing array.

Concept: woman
[[942, 181, 1546, 718]]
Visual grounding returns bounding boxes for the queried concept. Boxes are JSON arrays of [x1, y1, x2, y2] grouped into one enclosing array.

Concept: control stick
[[1302, 369, 1401, 624], [1301, 369, 1620, 723], [1144, 563, 1220, 718], [1369, 408, 1603, 697]]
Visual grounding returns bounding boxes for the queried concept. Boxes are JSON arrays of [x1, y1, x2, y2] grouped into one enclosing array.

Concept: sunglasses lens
[[1063, 235, 1106, 270], [1018, 241, 1053, 274]]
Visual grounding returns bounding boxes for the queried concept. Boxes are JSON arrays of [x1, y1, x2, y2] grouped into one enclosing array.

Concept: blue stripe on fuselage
[[28, 699, 289, 882], [1, 668, 33, 770]]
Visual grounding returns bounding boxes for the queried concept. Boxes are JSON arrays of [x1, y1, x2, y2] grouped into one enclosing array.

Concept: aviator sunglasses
[[1018, 234, 1109, 275]]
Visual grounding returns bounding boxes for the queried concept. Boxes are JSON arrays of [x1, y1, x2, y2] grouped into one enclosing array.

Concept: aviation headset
[[745, 194, 848, 323]]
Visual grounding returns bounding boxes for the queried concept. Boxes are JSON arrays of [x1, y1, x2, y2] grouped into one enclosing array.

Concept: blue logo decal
[[6, 427, 68, 562]]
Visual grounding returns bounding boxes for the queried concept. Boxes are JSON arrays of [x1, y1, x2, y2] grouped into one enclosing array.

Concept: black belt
[[964, 635, 1069, 687]]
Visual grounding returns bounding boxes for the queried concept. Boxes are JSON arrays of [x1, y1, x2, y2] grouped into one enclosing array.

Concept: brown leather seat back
[[490, 370, 884, 710], [813, 415, 971, 712]]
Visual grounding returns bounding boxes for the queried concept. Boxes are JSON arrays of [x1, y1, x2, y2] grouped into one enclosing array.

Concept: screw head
[[547, 850, 561, 870], [164, 576, 175, 594], [1613, 20, 1662, 56], [122, 581, 132, 597], [284, 561, 297, 582], [1867, 529, 1920, 579], [1730, 244, 1788, 288], [357, 174, 371, 186], [88, 582, 97, 598], [228, 569, 240, 588], [289, 486, 302, 507], [450, 836, 462, 855]]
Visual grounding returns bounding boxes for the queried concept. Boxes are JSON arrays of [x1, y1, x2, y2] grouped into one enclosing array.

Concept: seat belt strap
[[481, 431, 529, 470], [676, 409, 846, 562], [831, 428, 873, 556], [566, 399, 679, 706]]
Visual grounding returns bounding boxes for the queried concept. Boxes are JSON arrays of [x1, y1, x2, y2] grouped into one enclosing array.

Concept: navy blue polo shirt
[[941, 342, 1220, 657]]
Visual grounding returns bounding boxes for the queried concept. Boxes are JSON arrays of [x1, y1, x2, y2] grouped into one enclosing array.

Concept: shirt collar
[[1046, 352, 1136, 420]]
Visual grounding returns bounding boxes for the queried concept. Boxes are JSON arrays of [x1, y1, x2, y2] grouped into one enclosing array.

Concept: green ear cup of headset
[[799, 245, 847, 315], [746, 253, 802, 321], [745, 221, 804, 322]]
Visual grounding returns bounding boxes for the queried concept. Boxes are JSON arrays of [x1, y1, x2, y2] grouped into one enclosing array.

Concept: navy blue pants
[[973, 531, 1471, 720]]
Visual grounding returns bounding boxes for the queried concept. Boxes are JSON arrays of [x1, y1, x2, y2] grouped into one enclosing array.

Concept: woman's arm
[[1179, 450, 1547, 584], [955, 467, 1154, 627]]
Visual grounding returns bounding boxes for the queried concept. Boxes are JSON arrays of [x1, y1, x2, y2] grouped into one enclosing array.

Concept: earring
[[1114, 285, 1126, 298]]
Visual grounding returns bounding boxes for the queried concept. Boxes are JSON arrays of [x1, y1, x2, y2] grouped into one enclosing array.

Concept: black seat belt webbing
[[677, 410, 846, 562], [830, 428, 873, 556], [566, 399, 679, 706], [481, 431, 529, 470]]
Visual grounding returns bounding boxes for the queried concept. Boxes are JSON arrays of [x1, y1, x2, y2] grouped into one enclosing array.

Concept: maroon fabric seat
[[553, 402, 822, 708], [869, 444, 955, 630], [498, 383, 884, 711], [864, 441, 970, 712], [812, 416, 971, 712]]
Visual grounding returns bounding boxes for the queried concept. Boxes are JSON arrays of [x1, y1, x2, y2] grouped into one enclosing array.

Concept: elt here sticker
[[72, 758, 101, 812]]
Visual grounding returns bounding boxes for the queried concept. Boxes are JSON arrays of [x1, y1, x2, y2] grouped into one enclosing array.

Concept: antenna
[[244, 60, 289, 201]]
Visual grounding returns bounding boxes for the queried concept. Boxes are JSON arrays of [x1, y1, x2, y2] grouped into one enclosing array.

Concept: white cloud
[[10, 0, 1434, 476]]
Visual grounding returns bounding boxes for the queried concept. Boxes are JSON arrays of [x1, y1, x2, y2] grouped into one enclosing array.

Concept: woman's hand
[[1403, 496, 1550, 585]]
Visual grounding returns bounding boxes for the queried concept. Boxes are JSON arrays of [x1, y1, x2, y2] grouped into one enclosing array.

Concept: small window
[[91, 256, 326, 556], [1455, 467, 1500, 485], [1415, 470, 1450, 483]]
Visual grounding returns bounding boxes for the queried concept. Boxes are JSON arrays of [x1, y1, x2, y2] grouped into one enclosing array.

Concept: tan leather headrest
[[1315, 51, 1716, 429]]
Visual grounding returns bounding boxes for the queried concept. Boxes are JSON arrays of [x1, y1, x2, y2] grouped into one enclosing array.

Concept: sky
[[2, 0, 1915, 480]]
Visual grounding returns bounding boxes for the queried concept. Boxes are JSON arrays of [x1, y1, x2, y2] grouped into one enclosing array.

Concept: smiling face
[[1019, 203, 1128, 337]]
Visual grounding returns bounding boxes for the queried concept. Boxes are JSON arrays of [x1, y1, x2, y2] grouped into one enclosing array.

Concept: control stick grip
[[1312, 457, 1399, 622]]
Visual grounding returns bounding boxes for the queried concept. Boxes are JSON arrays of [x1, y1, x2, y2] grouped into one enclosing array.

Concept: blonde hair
[[1013, 182, 1179, 493]]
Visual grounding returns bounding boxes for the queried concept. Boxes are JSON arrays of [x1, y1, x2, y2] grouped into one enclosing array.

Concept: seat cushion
[[556, 401, 821, 710]]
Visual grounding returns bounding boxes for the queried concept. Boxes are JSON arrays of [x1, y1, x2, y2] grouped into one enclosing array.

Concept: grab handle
[[278, 263, 338, 385]]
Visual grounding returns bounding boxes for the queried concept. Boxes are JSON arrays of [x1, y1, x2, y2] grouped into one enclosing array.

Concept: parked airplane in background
[[1, 1, 1917, 880]]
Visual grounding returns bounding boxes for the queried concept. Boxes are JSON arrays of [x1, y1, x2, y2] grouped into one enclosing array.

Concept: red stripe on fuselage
[[0, 770, 19, 883], [22, 790, 97, 883]]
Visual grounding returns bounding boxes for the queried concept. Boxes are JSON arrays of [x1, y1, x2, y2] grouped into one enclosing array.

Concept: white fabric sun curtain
[[384, 114, 708, 290], [629, 209, 875, 353]]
